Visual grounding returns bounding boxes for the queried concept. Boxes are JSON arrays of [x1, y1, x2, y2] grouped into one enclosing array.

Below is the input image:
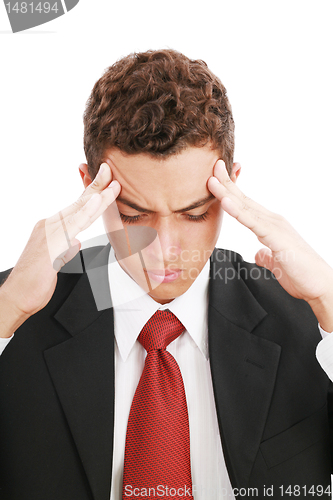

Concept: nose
[[144, 217, 181, 264]]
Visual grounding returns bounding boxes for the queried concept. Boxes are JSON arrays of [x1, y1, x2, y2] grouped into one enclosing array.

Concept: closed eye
[[118, 211, 209, 224], [183, 212, 209, 222], [119, 213, 146, 224]]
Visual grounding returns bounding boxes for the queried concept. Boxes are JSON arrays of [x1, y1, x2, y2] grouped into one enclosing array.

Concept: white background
[[0, 0, 332, 271]]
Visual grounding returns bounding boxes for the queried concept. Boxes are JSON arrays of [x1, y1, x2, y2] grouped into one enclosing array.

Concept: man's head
[[83, 49, 235, 179], [81, 49, 240, 304]]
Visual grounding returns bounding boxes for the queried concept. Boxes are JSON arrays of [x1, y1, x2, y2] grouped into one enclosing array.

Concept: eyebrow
[[117, 194, 215, 214]]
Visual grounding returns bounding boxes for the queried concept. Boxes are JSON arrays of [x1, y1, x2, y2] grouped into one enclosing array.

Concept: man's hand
[[208, 159, 333, 332], [0, 162, 121, 338]]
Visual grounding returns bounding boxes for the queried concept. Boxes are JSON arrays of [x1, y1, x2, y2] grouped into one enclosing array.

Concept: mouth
[[145, 268, 183, 284]]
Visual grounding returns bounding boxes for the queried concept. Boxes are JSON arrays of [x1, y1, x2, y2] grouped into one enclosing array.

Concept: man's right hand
[[0, 162, 121, 338]]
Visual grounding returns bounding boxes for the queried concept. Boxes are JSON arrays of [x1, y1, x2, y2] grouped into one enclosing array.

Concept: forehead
[[103, 146, 219, 210]]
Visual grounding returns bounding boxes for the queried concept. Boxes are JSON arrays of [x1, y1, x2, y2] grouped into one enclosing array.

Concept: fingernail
[[108, 180, 119, 189], [97, 163, 107, 177], [210, 176, 220, 185]]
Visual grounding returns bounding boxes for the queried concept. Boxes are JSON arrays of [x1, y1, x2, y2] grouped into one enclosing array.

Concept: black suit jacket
[[0, 245, 332, 500]]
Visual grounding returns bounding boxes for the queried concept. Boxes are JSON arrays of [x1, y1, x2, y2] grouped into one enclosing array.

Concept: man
[[1, 49, 333, 500]]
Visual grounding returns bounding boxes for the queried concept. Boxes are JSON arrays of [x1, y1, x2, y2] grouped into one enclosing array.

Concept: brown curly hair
[[83, 49, 235, 179]]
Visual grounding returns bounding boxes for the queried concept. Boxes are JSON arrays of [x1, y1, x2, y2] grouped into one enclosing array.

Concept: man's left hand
[[208, 159, 333, 332]]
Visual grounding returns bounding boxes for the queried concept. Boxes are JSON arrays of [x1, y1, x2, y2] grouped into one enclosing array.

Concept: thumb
[[85, 163, 112, 195], [53, 239, 81, 272], [255, 247, 273, 271]]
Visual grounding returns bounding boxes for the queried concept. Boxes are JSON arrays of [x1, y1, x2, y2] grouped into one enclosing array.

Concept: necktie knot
[[138, 310, 185, 352]]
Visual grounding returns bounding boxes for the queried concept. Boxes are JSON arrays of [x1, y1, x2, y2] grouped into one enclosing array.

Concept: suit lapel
[[44, 244, 114, 500], [208, 249, 281, 488], [43, 244, 281, 496]]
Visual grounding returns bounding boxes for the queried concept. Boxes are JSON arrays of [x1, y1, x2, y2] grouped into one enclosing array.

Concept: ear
[[78, 163, 93, 189], [230, 162, 241, 183]]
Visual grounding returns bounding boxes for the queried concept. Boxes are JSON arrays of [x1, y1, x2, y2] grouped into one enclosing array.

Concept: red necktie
[[122, 310, 194, 500]]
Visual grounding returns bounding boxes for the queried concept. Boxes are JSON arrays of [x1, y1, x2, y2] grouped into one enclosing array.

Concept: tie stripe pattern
[[122, 310, 193, 500]]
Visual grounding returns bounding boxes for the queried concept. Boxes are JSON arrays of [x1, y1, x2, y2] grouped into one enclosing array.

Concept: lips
[[145, 268, 183, 283]]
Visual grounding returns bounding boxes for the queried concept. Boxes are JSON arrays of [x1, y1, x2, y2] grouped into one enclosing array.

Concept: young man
[[1, 49, 333, 500]]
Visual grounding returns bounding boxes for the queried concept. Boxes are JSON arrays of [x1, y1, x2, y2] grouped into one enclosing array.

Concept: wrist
[[308, 292, 333, 334], [0, 285, 30, 338]]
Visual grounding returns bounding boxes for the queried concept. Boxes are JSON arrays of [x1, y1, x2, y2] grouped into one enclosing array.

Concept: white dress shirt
[[108, 247, 234, 500], [1, 250, 333, 500]]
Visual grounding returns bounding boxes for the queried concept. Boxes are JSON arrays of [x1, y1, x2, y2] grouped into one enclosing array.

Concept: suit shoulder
[[0, 244, 106, 280], [0, 268, 12, 286], [212, 247, 318, 332], [0, 244, 108, 320]]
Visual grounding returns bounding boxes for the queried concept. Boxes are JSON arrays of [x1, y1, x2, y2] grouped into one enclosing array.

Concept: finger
[[208, 183, 275, 244], [220, 194, 272, 238], [50, 162, 114, 224], [46, 194, 102, 264], [209, 160, 274, 218], [255, 248, 285, 280], [63, 193, 103, 241], [255, 247, 274, 270], [221, 194, 292, 251], [78, 180, 122, 232], [64, 181, 121, 240], [84, 162, 113, 196], [46, 178, 121, 267], [208, 169, 281, 237], [212, 159, 234, 185]]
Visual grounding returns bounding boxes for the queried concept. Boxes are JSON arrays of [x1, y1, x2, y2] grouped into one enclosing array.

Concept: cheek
[[190, 210, 223, 241]]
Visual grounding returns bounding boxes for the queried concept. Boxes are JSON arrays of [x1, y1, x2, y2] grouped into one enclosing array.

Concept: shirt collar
[[107, 247, 210, 361]]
